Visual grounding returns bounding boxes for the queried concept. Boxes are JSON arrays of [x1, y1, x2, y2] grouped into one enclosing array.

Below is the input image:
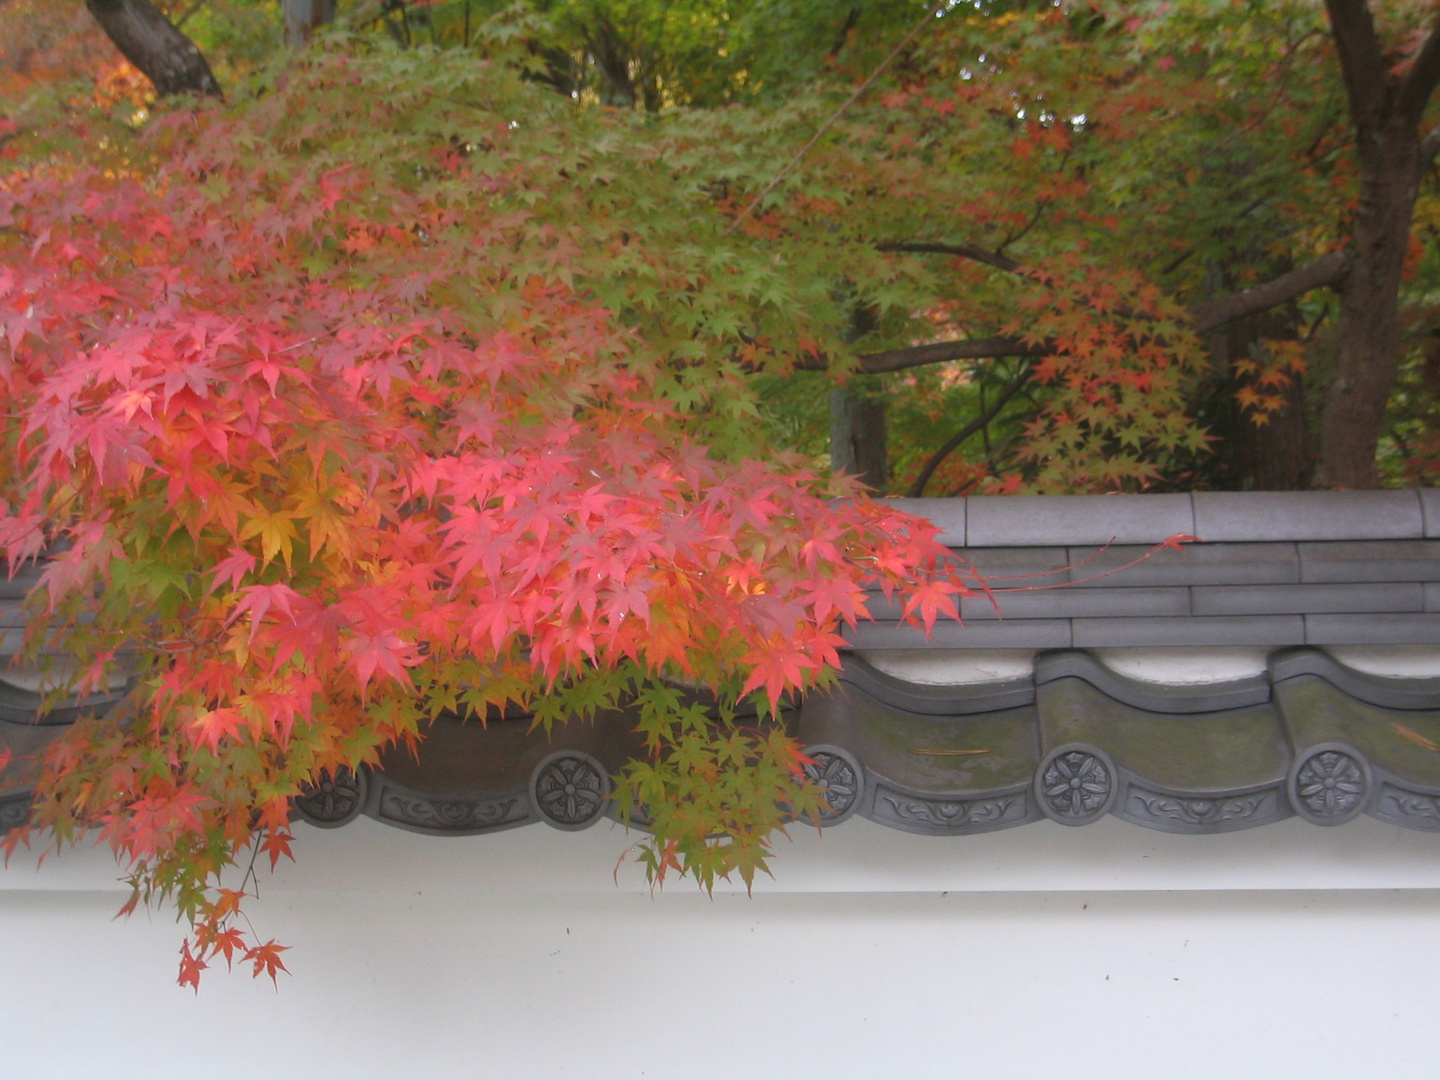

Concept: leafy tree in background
[[23, 0, 1440, 490]]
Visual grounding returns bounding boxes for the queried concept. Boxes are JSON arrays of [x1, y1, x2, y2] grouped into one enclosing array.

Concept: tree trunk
[[829, 389, 888, 492], [1313, 0, 1440, 488], [1315, 120, 1422, 488], [85, 0, 222, 97], [284, 0, 335, 49], [1206, 305, 1313, 491], [1238, 373, 1311, 491], [1221, 321, 1313, 489]]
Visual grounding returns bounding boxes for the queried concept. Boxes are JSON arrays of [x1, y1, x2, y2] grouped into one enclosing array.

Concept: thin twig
[[727, 1, 946, 233], [173, 0, 206, 30], [986, 535, 1197, 593], [996, 194, 1051, 257], [907, 364, 1031, 497]]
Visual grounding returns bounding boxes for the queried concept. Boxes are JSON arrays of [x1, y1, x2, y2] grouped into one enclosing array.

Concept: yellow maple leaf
[[240, 509, 299, 568]]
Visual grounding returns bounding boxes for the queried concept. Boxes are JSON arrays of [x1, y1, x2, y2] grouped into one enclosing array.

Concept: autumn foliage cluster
[[0, 44, 972, 985]]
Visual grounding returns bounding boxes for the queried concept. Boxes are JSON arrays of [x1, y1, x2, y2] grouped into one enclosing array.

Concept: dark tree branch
[[858, 245, 1349, 375], [876, 240, 1022, 275], [1423, 122, 1440, 162], [826, 7, 862, 64], [85, 0, 222, 97], [1398, 11, 1440, 123], [856, 335, 1047, 373], [1189, 250, 1349, 333], [996, 198, 1050, 257], [1323, 0, 1387, 124], [906, 365, 1031, 497], [1159, 247, 1195, 276], [172, 0, 205, 29]]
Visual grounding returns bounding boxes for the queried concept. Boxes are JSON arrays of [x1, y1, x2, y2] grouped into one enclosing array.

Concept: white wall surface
[[4, 816, 1440, 1079]]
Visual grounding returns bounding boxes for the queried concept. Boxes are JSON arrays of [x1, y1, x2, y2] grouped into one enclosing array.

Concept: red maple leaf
[[178, 940, 208, 992], [245, 940, 290, 987]]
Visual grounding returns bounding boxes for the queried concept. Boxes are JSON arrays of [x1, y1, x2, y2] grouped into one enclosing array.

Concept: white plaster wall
[[5, 817, 1440, 1078]]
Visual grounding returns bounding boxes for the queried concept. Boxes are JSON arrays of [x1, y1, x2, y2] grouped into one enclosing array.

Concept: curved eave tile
[[1035, 650, 1271, 713]]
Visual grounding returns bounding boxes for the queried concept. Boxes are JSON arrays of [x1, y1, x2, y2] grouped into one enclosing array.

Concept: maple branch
[[876, 240, 1022, 276], [171, 0, 206, 29], [1158, 247, 1195, 276], [1398, 11, 1440, 124], [1423, 123, 1440, 163], [852, 249, 1350, 376], [1156, 194, 1274, 278], [996, 198, 1051, 257], [856, 335, 1046, 373], [984, 535, 1197, 593], [826, 6, 862, 64], [906, 365, 1031, 497], [1189, 250, 1350, 333], [1323, 0, 1387, 125]]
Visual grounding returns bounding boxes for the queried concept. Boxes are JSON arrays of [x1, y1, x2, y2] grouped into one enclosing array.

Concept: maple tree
[[0, 30, 984, 986]]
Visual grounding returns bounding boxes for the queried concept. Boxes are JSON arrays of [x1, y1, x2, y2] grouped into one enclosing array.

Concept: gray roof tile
[[11, 493, 1440, 844], [837, 655, 1034, 714], [1193, 583, 1423, 616], [1306, 613, 1440, 645], [1270, 648, 1440, 710], [964, 493, 1194, 547], [961, 586, 1190, 621], [1299, 540, 1440, 582], [1072, 615, 1306, 648], [1037, 677, 1290, 791], [1035, 650, 1271, 712], [1065, 542, 1300, 587], [955, 546, 1072, 587], [846, 618, 1073, 649], [1421, 489, 1440, 538], [1192, 490, 1423, 541]]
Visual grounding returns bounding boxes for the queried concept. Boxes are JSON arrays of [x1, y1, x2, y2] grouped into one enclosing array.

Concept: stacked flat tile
[[5, 492, 1440, 839], [851, 490, 1440, 648]]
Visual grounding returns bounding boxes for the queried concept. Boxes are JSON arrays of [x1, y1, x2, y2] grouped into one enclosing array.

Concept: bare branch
[[907, 366, 1031, 497], [997, 197, 1051, 257], [172, 0, 205, 29], [826, 247, 1349, 377], [856, 336, 1047, 373], [1323, 0, 1388, 126], [1421, 122, 1440, 163], [876, 240, 1022, 275], [1398, 11, 1440, 124]]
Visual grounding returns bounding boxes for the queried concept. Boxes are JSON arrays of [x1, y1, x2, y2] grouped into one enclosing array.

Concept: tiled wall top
[[886, 490, 1440, 547]]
